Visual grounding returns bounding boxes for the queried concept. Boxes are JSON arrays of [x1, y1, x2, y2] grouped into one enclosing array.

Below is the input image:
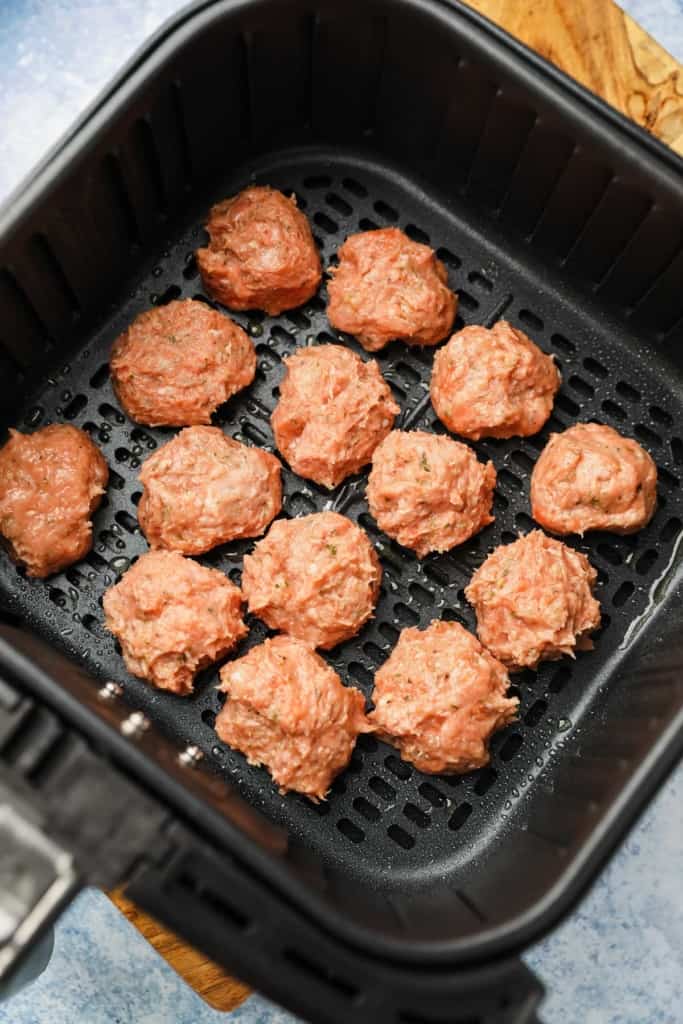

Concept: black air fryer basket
[[1, 1, 682, 1021]]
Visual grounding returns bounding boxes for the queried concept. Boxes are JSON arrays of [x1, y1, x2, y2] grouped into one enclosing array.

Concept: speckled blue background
[[0, 2, 681, 1022]]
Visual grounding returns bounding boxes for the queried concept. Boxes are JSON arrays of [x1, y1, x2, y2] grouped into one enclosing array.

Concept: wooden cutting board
[[108, 0, 682, 1011]]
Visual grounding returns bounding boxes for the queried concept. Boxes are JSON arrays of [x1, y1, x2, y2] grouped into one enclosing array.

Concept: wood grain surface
[[108, 0, 682, 1012], [467, 0, 683, 154]]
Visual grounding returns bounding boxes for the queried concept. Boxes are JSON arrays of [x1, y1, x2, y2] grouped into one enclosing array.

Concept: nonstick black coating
[[2, 149, 682, 888]]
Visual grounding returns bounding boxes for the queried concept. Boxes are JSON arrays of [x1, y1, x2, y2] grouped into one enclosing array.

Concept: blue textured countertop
[[0, 2, 681, 1022]]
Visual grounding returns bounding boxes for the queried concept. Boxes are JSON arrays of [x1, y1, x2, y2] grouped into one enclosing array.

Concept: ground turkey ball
[[138, 426, 281, 555], [369, 620, 518, 774], [196, 186, 322, 315], [0, 425, 108, 578], [531, 422, 657, 535], [241, 512, 381, 650], [103, 550, 247, 695], [216, 636, 372, 800], [431, 321, 560, 440], [271, 344, 399, 488], [366, 430, 496, 557], [465, 530, 601, 672], [110, 299, 255, 427], [326, 227, 457, 352]]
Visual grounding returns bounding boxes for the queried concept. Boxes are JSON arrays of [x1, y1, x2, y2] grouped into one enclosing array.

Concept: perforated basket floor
[[2, 150, 682, 885]]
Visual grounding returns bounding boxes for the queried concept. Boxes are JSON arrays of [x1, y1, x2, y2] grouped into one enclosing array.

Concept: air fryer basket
[[0, 1, 682, 1021]]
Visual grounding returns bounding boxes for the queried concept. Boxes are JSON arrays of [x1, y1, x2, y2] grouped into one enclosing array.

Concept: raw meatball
[[138, 426, 281, 554], [103, 550, 247, 695], [216, 636, 371, 800], [0, 425, 108, 578], [531, 422, 657, 535], [431, 321, 560, 440], [110, 299, 255, 427], [465, 530, 601, 671], [196, 186, 322, 315], [242, 512, 381, 649], [327, 227, 457, 352], [271, 344, 400, 488], [369, 620, 518, 774], [367, 430, 496, 557]]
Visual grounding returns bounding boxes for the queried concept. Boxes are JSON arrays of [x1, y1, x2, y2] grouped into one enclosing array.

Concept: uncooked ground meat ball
[[138, 426, 281, 555], [110, 299, 255, 427], [216, 635, 371, 800], [531, 422, 657, 535], [0, 425, 108, 578], [366, 430, 496, 557], [369, 620, 518, 774], [196, 186, 322, 315], [242, 512, 381, 649], [465, 530, 601, 672], [326, 227, 457, 352], [430, 321, 560, 440], [103, 550, 247, 695], [271, 344, 399, 488]]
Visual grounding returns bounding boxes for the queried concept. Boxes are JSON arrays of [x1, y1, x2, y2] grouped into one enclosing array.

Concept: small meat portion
[[103, 550, 247, 695], [242, 512, 381, 649], [138, 426, 281, 555], [327, 227, 457, 352], [110, 299, 255, 427], [367, 430, 496, 557], [271, 344, 399, 488], [196, 186, 322, 315], [431, 321, 560, 440], [465, 530, 601, 672], [216, 635, 371, 800], [531, 422, 657, 535], [0, 425, 108, 578], [369, 620, 517, 774]]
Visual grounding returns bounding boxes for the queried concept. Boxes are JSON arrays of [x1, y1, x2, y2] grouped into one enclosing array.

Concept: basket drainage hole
[[152, 284, 182, 306], [448, 802, 472, 831], [616, 380, 641, 402], [313, 211, 338, 235], [499, 733, 523, 761], [551, 332, 575, 355], [467, 270, 493, 292], [635, 549, 658, 575], [436, 246, 461, 269], [473, 766, 497, 796], [404, 224, 430, 245], [201, 709, 216, 728], [524, 699, 548, 727], [387, 824, 415, 850], [661, 517, 682, 542], [342, 177, 368, 197], [385, 754, 411, 780], [63, 394, 87, 420], [303, 174, 332, 189], [353, 797, 380, 822], [369, 776, 396, 801], [519, 309, 543, 332], [89, 364, 110, 388], [404, 803, 430, 828], [326, 192, 352, 217], [583, 357, 608, 379], [549, 666, 572, 693], [418, 782, 446, 807], [374, 199, 398, 222], [612, 581, 635, 607], [337, 818, 364, 844]]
